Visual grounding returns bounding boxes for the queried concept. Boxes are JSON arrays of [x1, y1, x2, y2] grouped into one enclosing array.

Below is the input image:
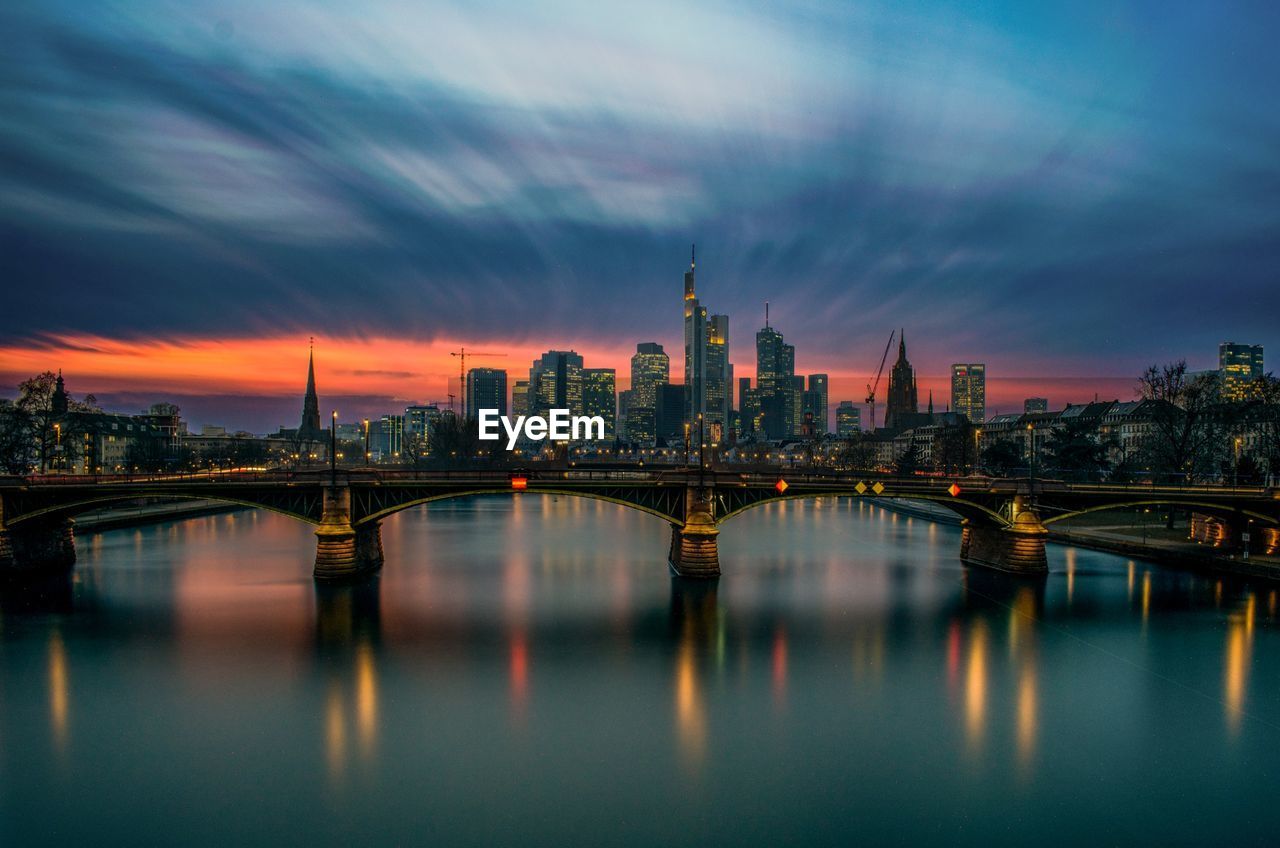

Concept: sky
[[2, 0, 1278, 431]]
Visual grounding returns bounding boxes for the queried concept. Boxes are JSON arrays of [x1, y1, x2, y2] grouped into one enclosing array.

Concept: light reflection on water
[[2, 495, 1278, 846]]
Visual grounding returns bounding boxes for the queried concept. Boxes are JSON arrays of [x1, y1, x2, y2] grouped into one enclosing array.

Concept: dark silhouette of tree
[[835, 435, 877, 471], [1044, 418, 1113, 479], [980, 439, 1023, 477], [894, 440, 922, 476], [932, 422, 975, 475], [1, 372, 100, 473], [1137, 361, 1231, 484]]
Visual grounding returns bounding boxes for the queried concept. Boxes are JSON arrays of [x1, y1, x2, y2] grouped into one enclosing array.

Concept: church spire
[[299, 338, 322, 440]]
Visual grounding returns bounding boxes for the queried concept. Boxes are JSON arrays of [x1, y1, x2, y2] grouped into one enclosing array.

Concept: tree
[[932, 422, 975, 475], [835, 434, 877, 471], [428, 414, 484, 466], [981, 439, 1023, 477], [1137, 361, 1232, 484], [0, 400, 33, 473], [1043, 417, 1113, 479], [1, 372, 100, 474], [894, 440, 922, 476]]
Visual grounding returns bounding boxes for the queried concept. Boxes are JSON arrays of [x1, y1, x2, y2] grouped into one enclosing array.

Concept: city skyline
[[3, 1, 1279, 431], [0, 325, 1261, 434]]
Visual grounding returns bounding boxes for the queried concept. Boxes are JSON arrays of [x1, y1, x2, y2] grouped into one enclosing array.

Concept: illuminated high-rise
[[1219, 342, 1263, 400], [950, 363, 985, 424], [582, 368, 616, 439], [682, 247, 730, 436], [835, 401, 861, 436], [530, 351, 584, 416]]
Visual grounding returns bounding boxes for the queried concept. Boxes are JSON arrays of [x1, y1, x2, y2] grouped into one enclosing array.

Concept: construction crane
[[864, 329, 896, 432], [449, 348, 507, 418]]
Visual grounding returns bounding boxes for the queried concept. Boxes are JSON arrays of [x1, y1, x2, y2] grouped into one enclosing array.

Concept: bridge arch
[[4, 492, 321, 528], [715, 491, 1011, 528], [354, 488, 684, 527], [1041, 500, 1280, 527]]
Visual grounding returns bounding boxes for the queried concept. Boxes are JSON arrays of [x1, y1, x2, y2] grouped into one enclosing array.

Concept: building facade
[[1220, 342, 1264, 400], [582, 368, 617, 440], [836, 401, 861, 437], [466, 368, 507, 418], [950, 363, 986, 424], [884, 331, 918, 431]]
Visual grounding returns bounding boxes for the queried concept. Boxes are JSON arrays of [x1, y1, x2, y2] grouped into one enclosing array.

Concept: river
[[2, 496, 1276, 845]]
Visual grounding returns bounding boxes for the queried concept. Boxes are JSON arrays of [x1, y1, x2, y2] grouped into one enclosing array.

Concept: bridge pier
[[960, 510, 1048, 575], [314, 487, 383, 580], [669, 485, 720, 578], [0, 517, 76, 580]]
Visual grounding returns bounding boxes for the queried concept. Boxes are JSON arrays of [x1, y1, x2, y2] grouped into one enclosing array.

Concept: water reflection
[[670, 579, 719, 772], [314, 580, 382, 783], [1224, 594, 1255, 737], [3, 499, 1280, 846], [48, 628, 69, 754]]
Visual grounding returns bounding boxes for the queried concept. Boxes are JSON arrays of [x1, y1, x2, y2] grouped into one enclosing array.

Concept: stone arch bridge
[[1, 469, 1276, 580]]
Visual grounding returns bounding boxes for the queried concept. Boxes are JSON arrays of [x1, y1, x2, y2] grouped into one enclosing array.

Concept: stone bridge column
[[960, 508, 1048, 575], [0, 499, 76, 579], [314, 486, 383, 580], [669, 485, 720, 578]]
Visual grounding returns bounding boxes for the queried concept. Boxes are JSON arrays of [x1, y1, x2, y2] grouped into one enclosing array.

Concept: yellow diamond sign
[[871, 482, 885, 495], [854, 482, 867, 494]]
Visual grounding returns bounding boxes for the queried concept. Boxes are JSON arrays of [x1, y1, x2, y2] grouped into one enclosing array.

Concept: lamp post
[[1026, 423, 1035, 488], [973, 427, 982, 474], [53, 422, 62, 473], [363, 418, 370, 466], [330, 410, 338, 485]]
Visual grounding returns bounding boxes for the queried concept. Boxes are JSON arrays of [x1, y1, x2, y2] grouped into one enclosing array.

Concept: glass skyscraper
[[950, 363, 986, 424], [1219, 342, 1263, 400]]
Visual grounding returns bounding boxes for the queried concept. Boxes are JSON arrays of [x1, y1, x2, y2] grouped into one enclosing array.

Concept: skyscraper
[[683, 246, 707, 428], [466, 368, 508, 417], [530, 351, 584, 416], [1219, 342, 1264, 400], [655, 383, 688, 447], [836, 401, 861, 436], [582, 368, 616, 439], [884, 331, 918, 430], [299, 339, 324, 442], [706, 314, 730, 440], [630, 343, 669, 408], [950, 363, 986, 424], [512, 380, 530, 416], [754, 318, 796, 439], [627, 343, 668, 447], [806, 374, 829, 435], [682, 246, 730, 435], [1024, 397, 1048, 413]]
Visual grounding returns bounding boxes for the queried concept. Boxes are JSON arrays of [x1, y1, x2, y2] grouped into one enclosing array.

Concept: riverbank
[[870, 497, 1280, 582], [74, 500, 246, 532]]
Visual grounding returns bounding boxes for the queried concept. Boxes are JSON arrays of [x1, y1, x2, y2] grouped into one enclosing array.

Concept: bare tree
[[1137, 361, 1231, 484]]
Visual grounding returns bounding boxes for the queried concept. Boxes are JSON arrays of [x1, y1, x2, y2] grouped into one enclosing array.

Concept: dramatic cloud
[[2, 0, 1278, 428]]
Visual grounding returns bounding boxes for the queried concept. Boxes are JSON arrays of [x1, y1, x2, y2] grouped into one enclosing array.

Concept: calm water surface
[[2, 497, 1278, 845]]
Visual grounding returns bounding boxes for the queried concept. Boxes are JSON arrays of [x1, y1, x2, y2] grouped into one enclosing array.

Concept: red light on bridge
[[775, 479, 789, 494], [511, 476, 528, 491], [948, 483, 962, 497]]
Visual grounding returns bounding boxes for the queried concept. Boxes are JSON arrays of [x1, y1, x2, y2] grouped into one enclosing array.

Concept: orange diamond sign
[[948, 483, 962, 497], [775, 479, 789, 494]]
